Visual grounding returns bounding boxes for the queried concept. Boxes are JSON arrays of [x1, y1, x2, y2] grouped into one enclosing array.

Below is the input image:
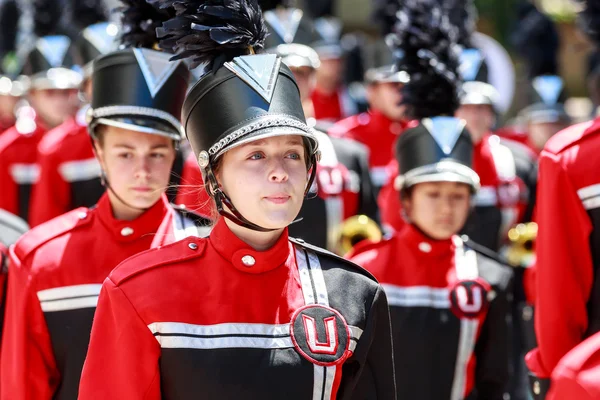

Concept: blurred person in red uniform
[[28, 16, 118, 227], [78, 0, 396, 398], [304, 0, 360, 122], [0, 2, 82, 221], [524, 1, 600, 398], [348, 3, 512, 397], [0, 2, 210, 399]]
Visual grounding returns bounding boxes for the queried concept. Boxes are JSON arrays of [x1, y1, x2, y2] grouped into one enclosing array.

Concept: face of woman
[[403, 181, 472, 240], [217, 135, 309, 230], [94, 126, 176, 215]]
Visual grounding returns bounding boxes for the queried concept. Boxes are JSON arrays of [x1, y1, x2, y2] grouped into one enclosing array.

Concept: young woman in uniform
[[78, 0, 395, 399], [348, 2, 512, 399], [0, 3, 208, 398]]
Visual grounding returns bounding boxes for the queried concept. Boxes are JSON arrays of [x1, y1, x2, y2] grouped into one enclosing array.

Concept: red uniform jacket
[[348, 224, 512, 400], [329, 111, 409, 191], [548, 331, 600, 400], [377, 134, 522, 251], [29, 111, 103, 227], [526, 119, 600, 379], [78, 218, 396, 399], [0, 112, 48, 221], [0, 193, 209, 400], [311, 87, 358, 122]]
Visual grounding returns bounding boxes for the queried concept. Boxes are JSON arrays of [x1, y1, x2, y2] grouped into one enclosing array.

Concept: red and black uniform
[[547, 331, 600, 400], [0, 193, 209, 400], [28, 109, 103, 227], [526, 119, 600, 383], [0, 111, 48, 221], [329, 111, 410, 192], [349, 224, 512, 400], [377, 134, 522, 251], [78, 218, 395, 399]]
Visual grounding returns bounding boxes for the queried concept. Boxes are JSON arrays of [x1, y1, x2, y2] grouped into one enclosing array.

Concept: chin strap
[[205, 153, 319, 232]]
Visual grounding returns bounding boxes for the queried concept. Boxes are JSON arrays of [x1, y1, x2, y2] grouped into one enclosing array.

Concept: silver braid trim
[[92, 106, 184, 139], [402, 160, 481, 191], [208, 115, 314, 157]]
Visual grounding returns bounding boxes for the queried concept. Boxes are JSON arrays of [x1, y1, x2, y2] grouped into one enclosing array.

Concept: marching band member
[[0, 2, 208, 398], [348, 2, 512, 398], [79, 0, 395, 398]]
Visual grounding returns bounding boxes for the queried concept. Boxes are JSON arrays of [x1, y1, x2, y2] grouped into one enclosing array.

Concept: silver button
[[242, 255, 256, 267], [296, 238, 305, 243], [418, 242, 432, 253], [78, 212, 87, 220], [188, 243, 198, 250], [120, 227, 134, 236]]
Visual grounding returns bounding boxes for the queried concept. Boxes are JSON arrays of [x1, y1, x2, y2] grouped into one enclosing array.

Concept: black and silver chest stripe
[[382, 238, 480, 400], [294, 246, 363, 400], [37, 284, 102, 312], [146, 247, 362, 400]]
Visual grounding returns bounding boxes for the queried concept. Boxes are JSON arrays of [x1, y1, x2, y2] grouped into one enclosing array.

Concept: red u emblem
[[303, 315, 338, 355]]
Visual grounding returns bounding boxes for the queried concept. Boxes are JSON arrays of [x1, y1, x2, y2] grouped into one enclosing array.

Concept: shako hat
[[153, 0, 320, 231], [86, 0, 190, 141], [393, 0, 479, 192]]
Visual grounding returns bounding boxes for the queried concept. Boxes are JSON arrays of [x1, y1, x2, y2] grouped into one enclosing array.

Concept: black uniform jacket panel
[[79, 218, 396, 399], [349, 224, 512, 400]]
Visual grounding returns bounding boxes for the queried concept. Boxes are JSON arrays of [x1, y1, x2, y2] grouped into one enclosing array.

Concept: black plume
[[577, 0, 600, 46], [511, 1, 559, 78], [0, 0, 21, 55], [446, 0, 478, 47], [372, 0, 401, 36], [70, 0, 108, 30], [117, 0, 175, 49], [151, 0, 269, 71], [393, 0, 462, 119], [33, 0, 65, 37]]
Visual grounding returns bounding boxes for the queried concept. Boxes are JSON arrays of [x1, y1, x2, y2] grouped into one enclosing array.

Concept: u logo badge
[[449, 279, 491, 319], [291, 304, 351, 366]]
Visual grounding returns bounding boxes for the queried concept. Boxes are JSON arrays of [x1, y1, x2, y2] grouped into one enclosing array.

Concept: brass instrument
[[505, 222, 538, 268], [338, 215, 383, 255]]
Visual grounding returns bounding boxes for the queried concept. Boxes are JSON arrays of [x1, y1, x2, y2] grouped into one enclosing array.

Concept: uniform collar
[[399, 223, 455, 258], [209, 218, 292, 274], [95, 192, 170, 242]]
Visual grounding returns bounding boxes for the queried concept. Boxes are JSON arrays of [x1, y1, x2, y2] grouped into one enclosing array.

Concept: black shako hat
[[86, 0, 190, 140], [392, 0, 478, 192], [396, 117, 479, 191], [154, 0, 319, 232], [75, 22, 120, 78]]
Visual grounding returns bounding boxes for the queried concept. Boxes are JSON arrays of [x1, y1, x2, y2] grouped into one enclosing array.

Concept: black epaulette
[[170, 204, 213, 238], [460, 235, 509, 265], [289, 237, 378, 283]]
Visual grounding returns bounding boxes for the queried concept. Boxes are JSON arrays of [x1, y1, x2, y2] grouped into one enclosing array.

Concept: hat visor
[[281, 54, 319, 70], [315, 45, 343, 60], [213, 125, 318, 160], [29, 68, 82, 91], [94, 117, 182, 140], [402, 161, 480, 192], [460, 92, 493, 106]]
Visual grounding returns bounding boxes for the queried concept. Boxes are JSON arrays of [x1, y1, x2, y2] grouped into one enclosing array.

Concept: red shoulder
[[13, 208, 92, 261], [110, 237, 208, 286], [346, 236, 394, 260], [38, 119, 81, 154], [0, 126, 19, 152], [544, 120, 600, 155], [328, 114, 369, 138]]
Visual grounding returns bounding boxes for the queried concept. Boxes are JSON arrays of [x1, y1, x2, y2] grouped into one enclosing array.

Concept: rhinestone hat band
[[89, 105, 184, 139]]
